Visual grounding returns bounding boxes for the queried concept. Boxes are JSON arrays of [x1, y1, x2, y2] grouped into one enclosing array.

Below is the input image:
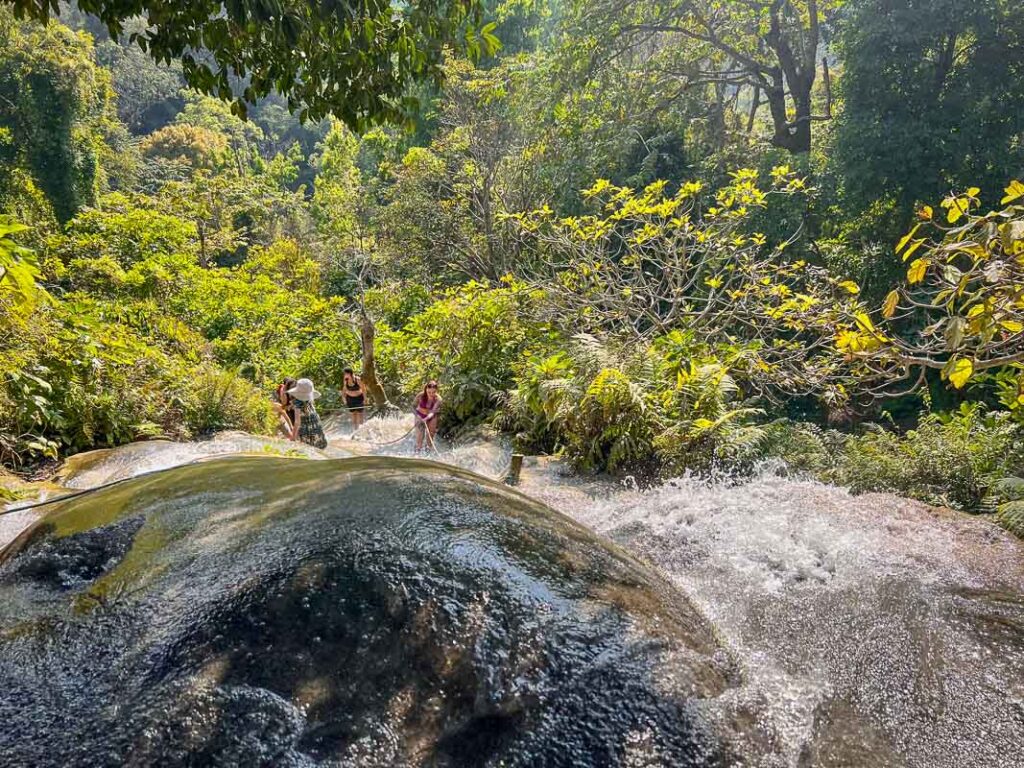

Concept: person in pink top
[[413, 380, 442, 453]]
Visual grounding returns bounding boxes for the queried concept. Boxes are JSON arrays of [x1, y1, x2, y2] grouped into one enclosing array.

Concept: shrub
[[836, 404, 1024, 511], [386, 280, 547, 424], [759, 420, 847, 477], [568, 367, 655, 472], [499, 332, 770, 475], [991, 477, 1024, 539], [180, 364, 275, 436]]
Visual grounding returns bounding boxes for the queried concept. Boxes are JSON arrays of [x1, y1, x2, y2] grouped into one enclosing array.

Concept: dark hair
[[279, 377, 297, 405], [343, 367, 354, 375]]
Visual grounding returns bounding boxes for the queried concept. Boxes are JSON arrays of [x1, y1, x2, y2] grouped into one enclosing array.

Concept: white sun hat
[[287, 378, 321, 402]]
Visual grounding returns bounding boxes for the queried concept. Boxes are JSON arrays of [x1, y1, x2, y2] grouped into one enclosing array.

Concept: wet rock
[[0, 457, 746, 767], [1, 516, 144, 590]]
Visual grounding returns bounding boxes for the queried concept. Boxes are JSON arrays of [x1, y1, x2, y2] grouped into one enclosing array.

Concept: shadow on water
[[0, 456, 757, 767]]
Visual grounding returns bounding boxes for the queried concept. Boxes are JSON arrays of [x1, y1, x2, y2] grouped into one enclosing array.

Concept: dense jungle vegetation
[[0, 1, 1022, 534]]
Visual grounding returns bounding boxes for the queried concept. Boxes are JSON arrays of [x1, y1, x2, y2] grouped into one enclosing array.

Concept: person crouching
[[288, 378, 327, 449]]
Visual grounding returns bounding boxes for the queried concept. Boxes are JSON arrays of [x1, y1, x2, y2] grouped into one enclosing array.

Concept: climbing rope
[[421, 417, 440, 454], [355, 425, 417, 447]]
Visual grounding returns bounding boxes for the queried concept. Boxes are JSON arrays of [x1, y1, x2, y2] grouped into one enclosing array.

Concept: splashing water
[[2, 427, 1023, 766], [325, 413, 512, 478], [519, 463, 1024, 768]]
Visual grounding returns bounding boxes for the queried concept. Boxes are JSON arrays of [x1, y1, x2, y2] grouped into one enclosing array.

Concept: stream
[[2, 416, 1022, 766]]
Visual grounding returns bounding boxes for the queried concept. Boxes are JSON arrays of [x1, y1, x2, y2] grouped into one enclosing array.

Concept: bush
[[569, 367, 656, 473], [836, 404, 1024, 511], [499, 332, 770, 475], [759, 420, 847, 477], [384, 280, 547, 425], [0, 304, 275, 464], [180, 364, 275, 436]]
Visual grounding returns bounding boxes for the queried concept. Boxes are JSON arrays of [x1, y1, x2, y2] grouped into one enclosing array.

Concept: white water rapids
[[3, 414, 1023, 767]]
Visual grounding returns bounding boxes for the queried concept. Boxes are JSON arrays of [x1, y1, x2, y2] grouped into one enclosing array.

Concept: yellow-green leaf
[[901, 238, 926, 262], [944, 196, 968, 224], [918, 205, 933, 220], [907, 258, 929, 284], [838, 280, 860, 294], [1000, 320, 1024, 333], [854, 311, 875, 332], [882, 290, 899, 319], [946, 358, 973, 389], [1001, 180, 1024, 205], [895, 223, 921, 254]]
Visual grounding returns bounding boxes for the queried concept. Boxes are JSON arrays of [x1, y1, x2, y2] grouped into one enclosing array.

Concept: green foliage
[[499, 332, 772, 475], [96, 35, 184, 134], [182, 364, 276, 436], [836, 404, 1024, 512], [833, 0, 1024, 239], [992, 477, 1024, 538], [0, 216, 44, 312], [384, 280, 545, 425], [0, 11, 117, 221], [652, 360, 766, 476], [5, 0, 493, 129], [0, 287, 272, 463], [569, 367, 655, 473], [139, 124, 229, 170], [839, 182, 1024, 399], [57, 192, 198, 269], [759, 420, 846, 477]]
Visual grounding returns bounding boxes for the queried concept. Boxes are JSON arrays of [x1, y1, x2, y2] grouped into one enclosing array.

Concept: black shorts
[[344, 395, 365, 411]]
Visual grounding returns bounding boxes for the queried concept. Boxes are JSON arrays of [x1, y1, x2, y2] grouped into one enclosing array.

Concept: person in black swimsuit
[[341, 367, 366, 428]]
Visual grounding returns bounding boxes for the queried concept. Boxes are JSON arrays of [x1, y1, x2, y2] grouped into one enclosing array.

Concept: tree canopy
[[4, 0, 497, 127]]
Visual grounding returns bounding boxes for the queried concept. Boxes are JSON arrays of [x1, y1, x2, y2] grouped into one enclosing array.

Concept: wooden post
[[505, 454, 523, 486]]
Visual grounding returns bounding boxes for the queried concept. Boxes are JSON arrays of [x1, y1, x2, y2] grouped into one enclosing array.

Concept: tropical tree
[[0, 11, 117, 220], [311, 121, 394, 409], [837, 182, 1024, 402], [833, 0, 1024, 226], [5, 0, 497, 127], [573, 0, 842, 154], [508, 168, 859, 404]]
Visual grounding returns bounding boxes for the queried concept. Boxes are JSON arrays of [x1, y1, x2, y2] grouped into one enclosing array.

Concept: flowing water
[[1, 417, 1022, 766]]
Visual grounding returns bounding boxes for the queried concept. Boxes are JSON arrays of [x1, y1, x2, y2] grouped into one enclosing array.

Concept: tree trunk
[[358, 310, 390, 411], [766, 77, 813, 154]]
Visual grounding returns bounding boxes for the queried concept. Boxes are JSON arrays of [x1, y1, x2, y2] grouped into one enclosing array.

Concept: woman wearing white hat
[[288, 378, 327, 449]]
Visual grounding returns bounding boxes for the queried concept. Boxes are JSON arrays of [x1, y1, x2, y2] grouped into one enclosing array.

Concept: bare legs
[[415, 419, 438, 452]]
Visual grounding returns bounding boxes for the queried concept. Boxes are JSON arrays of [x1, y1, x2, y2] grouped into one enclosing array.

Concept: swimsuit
[[415, 394, 440, 429], [343, 378, 365, 411]]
